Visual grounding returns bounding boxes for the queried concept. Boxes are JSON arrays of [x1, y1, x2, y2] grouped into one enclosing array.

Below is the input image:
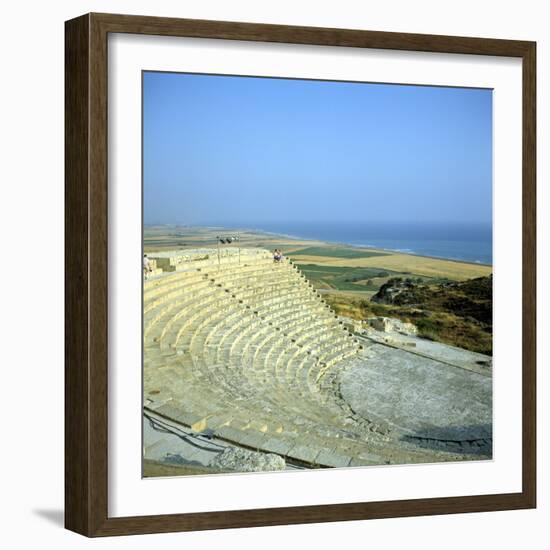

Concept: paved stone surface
[[315, 449, 352, 468], [362, 330, 492, 375], [340, 344, 492, 442], [143, 413, 225, 468], [143, 412, 303, 473]]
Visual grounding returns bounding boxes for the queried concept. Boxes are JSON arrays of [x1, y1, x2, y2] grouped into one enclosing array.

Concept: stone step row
[[144, 253, 391, 465]]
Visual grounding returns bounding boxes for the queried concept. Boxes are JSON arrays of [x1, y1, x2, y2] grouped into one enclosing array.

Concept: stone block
[[261, 437, 293, 456], [315, 449, 352, 468], [287, 444, 321, 464]]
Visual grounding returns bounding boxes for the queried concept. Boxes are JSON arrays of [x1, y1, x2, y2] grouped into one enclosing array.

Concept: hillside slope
[[327, 275, 493, 355]]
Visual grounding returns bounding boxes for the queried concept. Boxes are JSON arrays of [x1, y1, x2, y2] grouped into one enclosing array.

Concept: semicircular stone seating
[[143, 247, 445, 468]]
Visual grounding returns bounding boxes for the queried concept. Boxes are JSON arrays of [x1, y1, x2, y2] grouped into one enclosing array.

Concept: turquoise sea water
[[229, 221, 493, 265]]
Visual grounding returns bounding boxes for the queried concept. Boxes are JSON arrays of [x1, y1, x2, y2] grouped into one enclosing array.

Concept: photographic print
[[142, 71, 493, 478]]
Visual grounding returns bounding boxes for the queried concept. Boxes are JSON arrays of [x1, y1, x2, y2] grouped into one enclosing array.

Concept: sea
[[228, 221, 493, 265]]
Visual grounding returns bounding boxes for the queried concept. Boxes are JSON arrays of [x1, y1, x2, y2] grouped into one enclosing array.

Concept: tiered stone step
[[143, 248, 384, 467]]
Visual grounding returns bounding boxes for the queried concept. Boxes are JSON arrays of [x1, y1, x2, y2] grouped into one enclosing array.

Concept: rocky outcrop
[[210, 447, 286, 472], [371, 278, 422, 305], [368, 275, 493, 355]]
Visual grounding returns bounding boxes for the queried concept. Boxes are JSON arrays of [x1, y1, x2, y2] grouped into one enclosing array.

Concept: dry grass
[[324, 294, 365, 320]]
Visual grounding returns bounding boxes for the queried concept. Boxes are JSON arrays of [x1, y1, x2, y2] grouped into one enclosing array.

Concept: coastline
[[245, 227, 493, 268], [143, 224, 493, 271]]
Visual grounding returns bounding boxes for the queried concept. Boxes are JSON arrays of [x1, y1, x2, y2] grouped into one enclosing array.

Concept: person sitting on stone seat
[[273, 249, 283, 263]]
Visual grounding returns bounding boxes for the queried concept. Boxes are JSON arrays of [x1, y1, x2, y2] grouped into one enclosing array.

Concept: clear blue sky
[[143, 71, 492, 226]]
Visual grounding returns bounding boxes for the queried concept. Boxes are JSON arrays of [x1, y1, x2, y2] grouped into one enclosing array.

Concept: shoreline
[[143, 224, 493, 269], [241, 227, 493, 268]]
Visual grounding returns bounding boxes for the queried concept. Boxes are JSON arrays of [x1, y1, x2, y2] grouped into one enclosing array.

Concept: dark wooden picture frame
[[65, 12, 536, 537]]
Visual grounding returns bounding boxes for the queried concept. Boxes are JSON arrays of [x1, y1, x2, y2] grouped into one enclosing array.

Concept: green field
[[289, 246, 389, 259], [295, 263, 447, 293]]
